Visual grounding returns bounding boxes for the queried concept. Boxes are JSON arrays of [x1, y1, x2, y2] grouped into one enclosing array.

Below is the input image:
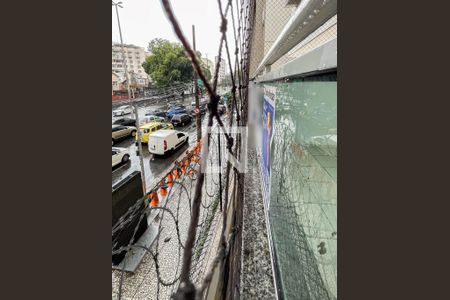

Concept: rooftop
[[112, 43, 145, 49]]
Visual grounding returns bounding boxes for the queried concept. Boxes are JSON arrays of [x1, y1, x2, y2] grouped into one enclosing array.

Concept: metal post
[[133, 102, 147, 195], [113, 1, 133, 117], [192, 25, 202, 141], [218, 131, 222, 211], [113, 1, 146, 193]]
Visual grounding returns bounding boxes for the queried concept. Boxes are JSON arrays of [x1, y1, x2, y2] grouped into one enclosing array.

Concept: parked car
[[148, 129, 189, 155], [113, 105, 133, 116], [167, 102, 178, 109], [160, 123, 174, 130], [113, 117, 136, 126], [171, 113, 193, 127], [136, 122, 174, 143], [168, 102, 185, 109], [141, 115, 165, 124], [112, 124, 137, 145], [112, 147, 130, 167], [145, 109, 166, 117], [166, 106, 187, 119]]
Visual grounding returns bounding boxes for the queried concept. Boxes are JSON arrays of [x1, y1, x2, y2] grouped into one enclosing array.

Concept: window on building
[[259, 72, 337, 299]]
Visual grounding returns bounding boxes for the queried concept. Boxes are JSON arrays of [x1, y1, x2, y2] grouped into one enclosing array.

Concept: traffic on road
[[112, 97, 208, 189]]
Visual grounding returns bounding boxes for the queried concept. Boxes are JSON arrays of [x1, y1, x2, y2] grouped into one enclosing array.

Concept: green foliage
[[223, 91, 232, 99], [223, 90, 233, 109], [199, 57, 212, 82], [142, 38, 211, 88]]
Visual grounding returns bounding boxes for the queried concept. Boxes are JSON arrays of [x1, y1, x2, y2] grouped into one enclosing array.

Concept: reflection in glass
[[261, 78, 337, 300]]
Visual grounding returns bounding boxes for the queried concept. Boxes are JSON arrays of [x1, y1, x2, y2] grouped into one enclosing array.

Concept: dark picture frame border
[[1, 0, 449, 299]]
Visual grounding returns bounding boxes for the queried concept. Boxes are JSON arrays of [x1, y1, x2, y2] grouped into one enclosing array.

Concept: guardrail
[[112, 95, 130, 101]]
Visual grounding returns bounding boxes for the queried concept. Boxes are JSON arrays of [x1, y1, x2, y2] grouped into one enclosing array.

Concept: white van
[[148, 129, 189, 155]]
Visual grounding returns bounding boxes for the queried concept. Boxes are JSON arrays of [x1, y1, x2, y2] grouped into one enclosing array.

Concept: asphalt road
[[112, 97, 203, 189]]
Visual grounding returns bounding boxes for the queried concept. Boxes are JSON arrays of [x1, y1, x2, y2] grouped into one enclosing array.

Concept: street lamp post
[[112, 1, 132, 114], [192, 25, 201, 141], [112, 1, 147, 195]]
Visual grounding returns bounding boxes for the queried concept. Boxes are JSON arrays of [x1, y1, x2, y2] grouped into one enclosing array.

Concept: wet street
[[112, 97, 202, 190]]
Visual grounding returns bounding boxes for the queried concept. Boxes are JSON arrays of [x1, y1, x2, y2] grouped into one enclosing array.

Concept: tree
[[223, 90, 233, 109], [143, 38, 211, 88]]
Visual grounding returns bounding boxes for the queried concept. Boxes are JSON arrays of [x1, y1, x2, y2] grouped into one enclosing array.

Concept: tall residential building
[[214, 56, 227, 84], [202, 57, 214, 75], [112, 43, 151, 87]]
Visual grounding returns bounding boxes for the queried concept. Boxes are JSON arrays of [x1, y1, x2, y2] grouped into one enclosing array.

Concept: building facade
[[214, 56, 227, 84], [112, 43, 151, 87], [202, 57, 214, 75], [112, 72, 122, 93]]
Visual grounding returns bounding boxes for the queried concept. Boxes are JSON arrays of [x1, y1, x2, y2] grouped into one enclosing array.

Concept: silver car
[[141, 115, 165, 124], [113, 105, 133, 116], [112, 124, 137, 145]]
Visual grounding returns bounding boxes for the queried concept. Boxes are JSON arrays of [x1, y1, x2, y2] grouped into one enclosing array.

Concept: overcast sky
[[112, 0, 236, 66]]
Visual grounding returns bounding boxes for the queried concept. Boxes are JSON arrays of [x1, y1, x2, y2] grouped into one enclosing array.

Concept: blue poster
[[261, 88, 275, 210], [262, 95, 275, 177]]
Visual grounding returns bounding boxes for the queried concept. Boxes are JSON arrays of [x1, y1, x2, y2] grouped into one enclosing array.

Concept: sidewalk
[[112, 135, 226, 300]]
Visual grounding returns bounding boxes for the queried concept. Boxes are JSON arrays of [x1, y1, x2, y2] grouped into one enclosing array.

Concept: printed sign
[[262, 97, 274, 175], [261, 86, 276, 210]]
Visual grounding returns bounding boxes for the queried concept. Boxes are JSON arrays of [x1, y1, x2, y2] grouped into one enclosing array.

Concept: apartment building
[[202, 57, 214, 75], [214, 56, 227, 83], [112, 43, 151, 87]]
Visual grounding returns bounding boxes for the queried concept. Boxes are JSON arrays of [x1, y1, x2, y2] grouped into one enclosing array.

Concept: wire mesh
[[257, 78, 337, 299], [271, 14, 337, 71], [248, 0, 337, 77], [248, 0, 298, 77], [112, 0, 253, 299], [112, 0, 338, 299], [111, 133, 228, 300], [248, 2, 338, 295]]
